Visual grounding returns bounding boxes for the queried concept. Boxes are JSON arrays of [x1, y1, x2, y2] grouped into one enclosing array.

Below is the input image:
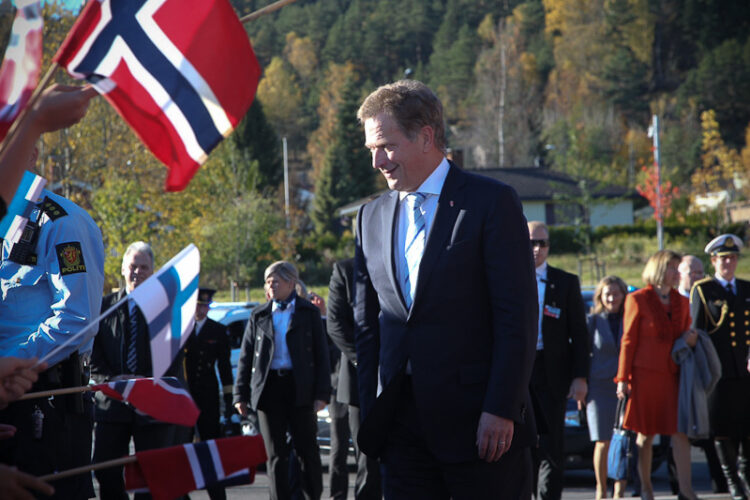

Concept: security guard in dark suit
[[182, 288, 234, 500], [691, 234, 750, 500]]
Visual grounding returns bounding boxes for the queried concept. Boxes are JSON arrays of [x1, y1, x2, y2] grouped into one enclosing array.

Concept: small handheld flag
[[53, 0, 261, 191], [0, 0, 43, 141], [128, 244, 199, 379], [0, 170, 45, 243], [124, 435, 267, 500], [92, 377, 199, 426]]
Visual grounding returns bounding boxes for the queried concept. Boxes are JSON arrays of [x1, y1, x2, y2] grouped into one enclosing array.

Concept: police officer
[[691, 234, 750, 500], [0, 187, 105, 499], [181, 287, 234, 500]]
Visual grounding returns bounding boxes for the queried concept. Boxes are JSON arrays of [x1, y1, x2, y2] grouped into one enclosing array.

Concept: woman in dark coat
[[615, 250, 698, 500], [586, 275, 628, 499], [233, 261, 331, 500]]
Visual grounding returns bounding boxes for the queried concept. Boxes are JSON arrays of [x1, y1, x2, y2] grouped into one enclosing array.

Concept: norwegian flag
[[53, 0, 261, 191], [0, 0, 42, 141], [0, 170, 45, 243], [124, 436, 267, 500], [92, 376, 199, 426]]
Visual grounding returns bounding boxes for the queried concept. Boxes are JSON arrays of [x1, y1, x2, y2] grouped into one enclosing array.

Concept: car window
[[227, 320, 247, 349]]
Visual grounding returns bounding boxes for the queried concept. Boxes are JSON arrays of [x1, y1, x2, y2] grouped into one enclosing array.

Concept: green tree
[[312, 77, 373, 234], [232, 100, 282, 193]]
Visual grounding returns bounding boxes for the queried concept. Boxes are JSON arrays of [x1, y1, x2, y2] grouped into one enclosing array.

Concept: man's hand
[[0, 424, 16, 440], [0, 464, 54, 499], [29, 84, 98, 136], [476, 412, 514, 462], [567, 377, 588, 410], [234, 401, 249, 417], [684, 328, 698, 348], [0, 357, 46, 409], [313, 400, 326, 413]]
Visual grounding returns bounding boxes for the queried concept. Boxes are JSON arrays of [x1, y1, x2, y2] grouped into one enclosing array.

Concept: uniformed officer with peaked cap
[[182, 287, 235, 500], [691, 233, 750, 500], [0, 188, 105, 499]]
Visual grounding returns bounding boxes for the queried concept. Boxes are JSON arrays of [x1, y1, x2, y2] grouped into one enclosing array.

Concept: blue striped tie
[[127, 299, 139, 373], [403, 192, 427, 309]]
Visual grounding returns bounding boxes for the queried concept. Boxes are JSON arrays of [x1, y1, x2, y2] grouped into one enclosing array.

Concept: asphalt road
[[181, 446, 734, 499]]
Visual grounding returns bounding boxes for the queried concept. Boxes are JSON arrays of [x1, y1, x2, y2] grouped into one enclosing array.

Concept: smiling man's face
[[364, 113, 432, 193]]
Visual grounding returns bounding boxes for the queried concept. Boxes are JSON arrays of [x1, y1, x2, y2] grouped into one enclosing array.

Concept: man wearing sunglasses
[[528, 220, 589, 500]]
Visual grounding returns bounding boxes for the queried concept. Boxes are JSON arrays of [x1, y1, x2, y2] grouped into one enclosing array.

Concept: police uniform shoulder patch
[[56, 242, 86, 275], [40, 197, 67, 220]]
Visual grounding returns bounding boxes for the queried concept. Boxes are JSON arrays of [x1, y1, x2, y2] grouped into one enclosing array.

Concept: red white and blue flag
[[0, 170, 45, 243], [92, 376, 199, 426], [0, 0, 42, 141], [124, 435, 267, 500], [53, 0, 261, 191], [128, 244, 199, 379]]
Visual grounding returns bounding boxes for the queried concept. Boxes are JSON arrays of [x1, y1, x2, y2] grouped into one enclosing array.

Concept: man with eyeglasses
[[528, 220, 589, 500], [678, 255, 705, 299]]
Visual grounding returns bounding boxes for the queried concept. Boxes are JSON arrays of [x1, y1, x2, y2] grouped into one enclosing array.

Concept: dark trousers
[[531, 355, 566, 500], [0, 395, 94, 500], [329, 399, 351, 500], [93, 418, 178, 500], [380, 378, 532, 500], [257, 371, 323, 500], [349, 405, 382, 500]]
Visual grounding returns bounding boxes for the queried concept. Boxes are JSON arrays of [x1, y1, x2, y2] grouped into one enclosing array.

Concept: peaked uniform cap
[[705, 234, 743, 256]]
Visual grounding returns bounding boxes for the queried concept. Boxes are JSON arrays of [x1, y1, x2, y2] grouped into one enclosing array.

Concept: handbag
[[607, 395, 633, 480]]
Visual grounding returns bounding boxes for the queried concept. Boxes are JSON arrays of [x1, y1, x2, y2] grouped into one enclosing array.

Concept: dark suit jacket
[[233, 297, 331, 411], [538, 266, 589, 394], [354, 162, 538, 462], [183, 317, 233, 403], [91, 290, 183, 422], [327, 258, 359, 406]]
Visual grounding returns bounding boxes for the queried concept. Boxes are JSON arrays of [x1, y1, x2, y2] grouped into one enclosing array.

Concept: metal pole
[[283, 137, 290, 228], [652, 115, 664, 250]]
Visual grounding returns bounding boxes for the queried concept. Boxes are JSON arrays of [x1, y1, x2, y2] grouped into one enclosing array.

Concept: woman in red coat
[[615, 250, 698, 500]]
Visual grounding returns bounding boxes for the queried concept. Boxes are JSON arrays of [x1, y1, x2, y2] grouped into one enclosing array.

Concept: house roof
[[472, 167, 635, 201], [337, 167, 638, 216]]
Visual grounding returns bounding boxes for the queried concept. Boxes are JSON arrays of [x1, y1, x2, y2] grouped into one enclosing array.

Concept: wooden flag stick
[[0, 62, 59, 156], [19, 384, 92, 401], [38, 455, 137, 482], [240, 0, 299, 24]]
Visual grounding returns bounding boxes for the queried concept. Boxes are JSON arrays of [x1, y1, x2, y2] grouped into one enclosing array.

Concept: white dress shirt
[[270, 297, 295, 370], [395, 157, 450, 303]]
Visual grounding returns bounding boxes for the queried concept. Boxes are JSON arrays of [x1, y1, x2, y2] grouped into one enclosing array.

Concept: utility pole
[[283, 136, 290, 228], [649, 115, 664, 250]]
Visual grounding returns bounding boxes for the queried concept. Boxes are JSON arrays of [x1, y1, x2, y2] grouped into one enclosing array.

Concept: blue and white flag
[[0, 170, 45, 243], [129, 244, 199, 379]]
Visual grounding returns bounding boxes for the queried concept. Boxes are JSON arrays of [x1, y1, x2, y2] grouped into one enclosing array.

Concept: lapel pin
[[450, 200, 454, 207]]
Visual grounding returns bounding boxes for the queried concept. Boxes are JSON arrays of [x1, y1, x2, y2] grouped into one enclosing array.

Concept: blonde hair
[[642, 249, 681, 286], [592, 275, 628, 314], [527, 220, 548, 235]]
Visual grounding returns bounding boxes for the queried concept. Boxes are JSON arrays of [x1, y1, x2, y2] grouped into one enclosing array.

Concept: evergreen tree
[[232, 99, 283, 193], [312, 78, 373, 234]]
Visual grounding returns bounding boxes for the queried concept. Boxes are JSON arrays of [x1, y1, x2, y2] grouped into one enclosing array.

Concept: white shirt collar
[[714, 274, 736, 289], [398, 157, 450, 200], [195, 317, 207, 334], [536, 261, 548, 278]]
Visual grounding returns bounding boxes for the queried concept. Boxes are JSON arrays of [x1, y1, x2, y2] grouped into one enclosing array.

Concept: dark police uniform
[[691, 233, 750, 500], [183, 289, 234, 441], [0, 190, 105, 499]]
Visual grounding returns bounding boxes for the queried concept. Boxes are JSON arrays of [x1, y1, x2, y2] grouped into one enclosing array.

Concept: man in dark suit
[[327, 258, 382, 499], [354, 80, 538, 499], [527, 221, 589, 500], [181, 287, 235, 500], [529, 221, 589, 500], [691, 234, 750, 500], [91, 241, 184, 500]]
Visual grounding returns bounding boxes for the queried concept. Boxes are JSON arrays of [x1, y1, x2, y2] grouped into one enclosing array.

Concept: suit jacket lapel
[[411, 163, 466, 313], [256, 303, 274, 341], [381, 191, 407, 314]]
